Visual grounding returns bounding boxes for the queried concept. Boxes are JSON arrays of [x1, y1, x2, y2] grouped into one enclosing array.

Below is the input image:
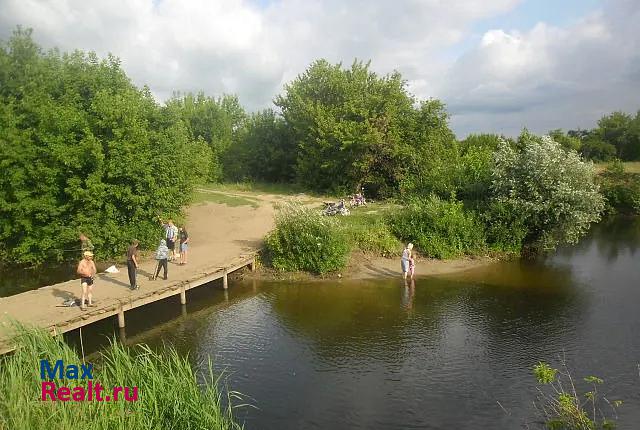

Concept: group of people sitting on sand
[[74, 218, 190, 310]]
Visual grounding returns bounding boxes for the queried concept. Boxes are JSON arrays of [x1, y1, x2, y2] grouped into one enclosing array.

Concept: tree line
[[0, 28, 632, 264]]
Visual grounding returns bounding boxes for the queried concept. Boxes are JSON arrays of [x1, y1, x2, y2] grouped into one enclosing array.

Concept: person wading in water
[[401, 243, 413, 280], [77, 251, 97, 310]]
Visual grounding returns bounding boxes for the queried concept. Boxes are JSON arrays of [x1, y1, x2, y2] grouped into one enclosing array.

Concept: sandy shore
[[246, 251, 497, 282]]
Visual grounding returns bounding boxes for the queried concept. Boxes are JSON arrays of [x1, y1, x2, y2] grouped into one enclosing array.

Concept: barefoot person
[[76, 251, 97, 310], [401, 243, 413, 280], [127, 239, 140, 290], [179, 227, 189, 265]]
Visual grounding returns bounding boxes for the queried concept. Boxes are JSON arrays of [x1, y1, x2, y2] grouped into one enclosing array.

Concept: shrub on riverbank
[[0, 327, 241, 430], [389, 195, 486, 259], [491, 135, 605, 252], [598, 160, 640, 214], [264, 204, 351, 274]]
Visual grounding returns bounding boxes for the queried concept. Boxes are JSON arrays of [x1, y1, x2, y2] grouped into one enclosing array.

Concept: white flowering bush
[[491, 134, 605, 252]]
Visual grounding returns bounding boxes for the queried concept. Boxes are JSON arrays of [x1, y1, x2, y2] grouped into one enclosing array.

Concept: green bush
[[598, 160, 640, 214], [389, 195, 486, 259], [264, 203, 351, 274], [0, 326, 240, 430], [481, 201, 528, 253]]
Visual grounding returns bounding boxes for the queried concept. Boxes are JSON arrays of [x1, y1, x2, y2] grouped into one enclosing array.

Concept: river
[[33, 217, 640, 428]]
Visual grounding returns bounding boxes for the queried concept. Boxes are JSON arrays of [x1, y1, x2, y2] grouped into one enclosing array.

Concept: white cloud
[[441, 0, 640, 136], [0, 0, 638, 137]]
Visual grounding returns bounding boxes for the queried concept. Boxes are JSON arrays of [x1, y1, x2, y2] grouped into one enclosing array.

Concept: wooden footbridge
[[0, 253, 256, 355]]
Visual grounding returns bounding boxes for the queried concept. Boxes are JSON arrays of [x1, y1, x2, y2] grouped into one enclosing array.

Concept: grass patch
[[192, 189, 260, 207], [200, 182, 309, 196], [595, 161, 640, 174], [0, 325, 241, 430], [337, 205, 402, 257]]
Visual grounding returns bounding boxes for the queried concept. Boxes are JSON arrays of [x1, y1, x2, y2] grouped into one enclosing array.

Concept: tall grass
[[337, 210, 402, 257], [264, 203, 350, 274], [0, 326, 241, 430], [389, 195, 486, 259]]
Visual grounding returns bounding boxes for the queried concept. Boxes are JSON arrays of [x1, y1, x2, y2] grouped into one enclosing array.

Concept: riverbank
[[246, 251, 498, 282]]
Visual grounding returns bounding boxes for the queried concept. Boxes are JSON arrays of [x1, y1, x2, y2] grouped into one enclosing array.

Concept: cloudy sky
[[1, 0, 639, 137]]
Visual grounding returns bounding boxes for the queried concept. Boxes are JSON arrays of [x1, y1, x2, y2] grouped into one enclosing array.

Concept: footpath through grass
[[0, 326, 241, 430]]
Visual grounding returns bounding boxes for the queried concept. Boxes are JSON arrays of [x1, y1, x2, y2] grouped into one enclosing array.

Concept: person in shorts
[[179, 227, 189, 265], [160, 218, 178, 261], [77, 251, 97, 310]]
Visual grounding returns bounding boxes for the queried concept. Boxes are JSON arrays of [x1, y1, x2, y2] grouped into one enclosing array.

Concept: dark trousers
[[154, 259, 168, 279], [127, 260, 137, 288]]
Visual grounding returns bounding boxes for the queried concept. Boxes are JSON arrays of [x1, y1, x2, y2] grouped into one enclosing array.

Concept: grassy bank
[[0, 327, 241, 430]]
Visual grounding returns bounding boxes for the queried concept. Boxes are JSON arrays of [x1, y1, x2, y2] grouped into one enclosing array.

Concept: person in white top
[[401, 243, 413, 280]]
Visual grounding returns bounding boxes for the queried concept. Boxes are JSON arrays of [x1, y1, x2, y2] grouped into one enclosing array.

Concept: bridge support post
[[223, 269, 228, 289], [180, 286, 187, 305], [117, 309, 126, 328], [249, 258, 256, 272]]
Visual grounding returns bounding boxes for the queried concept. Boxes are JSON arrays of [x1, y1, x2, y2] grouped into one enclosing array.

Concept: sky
[[0, 0, 638, 138]]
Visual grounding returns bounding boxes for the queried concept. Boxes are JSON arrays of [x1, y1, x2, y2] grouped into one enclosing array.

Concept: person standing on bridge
[[127, 239, 140, 291], [153, 239, 169, 280], [179, 226, 189, 265], [77, 251, 97, 310], [159, 218, 179, 261]]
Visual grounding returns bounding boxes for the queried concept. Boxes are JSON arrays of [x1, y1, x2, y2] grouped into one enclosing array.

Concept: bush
[[0, 326, 240, 430], [264, 203, 351, 274], [481, 201, 528, 253], [491, 133, 605, 252], [532, 361, 622, 430], [389, 195, 486, 259], [598, 160, 640, 214]]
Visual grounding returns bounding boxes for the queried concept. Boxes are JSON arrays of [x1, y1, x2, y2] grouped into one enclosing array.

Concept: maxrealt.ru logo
[[40, 359, 138, 402]]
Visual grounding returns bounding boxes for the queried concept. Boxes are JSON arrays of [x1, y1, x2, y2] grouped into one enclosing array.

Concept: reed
[[0, 326, 242, 430]]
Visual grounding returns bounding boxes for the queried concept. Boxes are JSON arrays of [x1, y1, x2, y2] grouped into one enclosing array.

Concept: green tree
[[0, 28, 206, 264], [276, 59, 421, 197], [548, 129, 582, 152], [225, 109, 296, 182], [165, 92, 246, 181], [491, 132, 605, 252]]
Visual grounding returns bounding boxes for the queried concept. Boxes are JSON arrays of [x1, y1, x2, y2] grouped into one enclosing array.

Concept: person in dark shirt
[[179, 227, 189, 265], [127, 239, 140, 290]]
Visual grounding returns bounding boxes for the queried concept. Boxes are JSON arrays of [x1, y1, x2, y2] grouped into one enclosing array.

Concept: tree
[[276, 59, 422, 197], [165, 92, 246, 181], [225, 109, 296, 182], [491, 132, 604, 252], [548, 129, 582, 152], [0, 28, 207, 264]]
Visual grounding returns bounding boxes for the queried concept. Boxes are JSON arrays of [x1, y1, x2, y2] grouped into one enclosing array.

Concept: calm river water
[[63, 217, 640, 428]]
